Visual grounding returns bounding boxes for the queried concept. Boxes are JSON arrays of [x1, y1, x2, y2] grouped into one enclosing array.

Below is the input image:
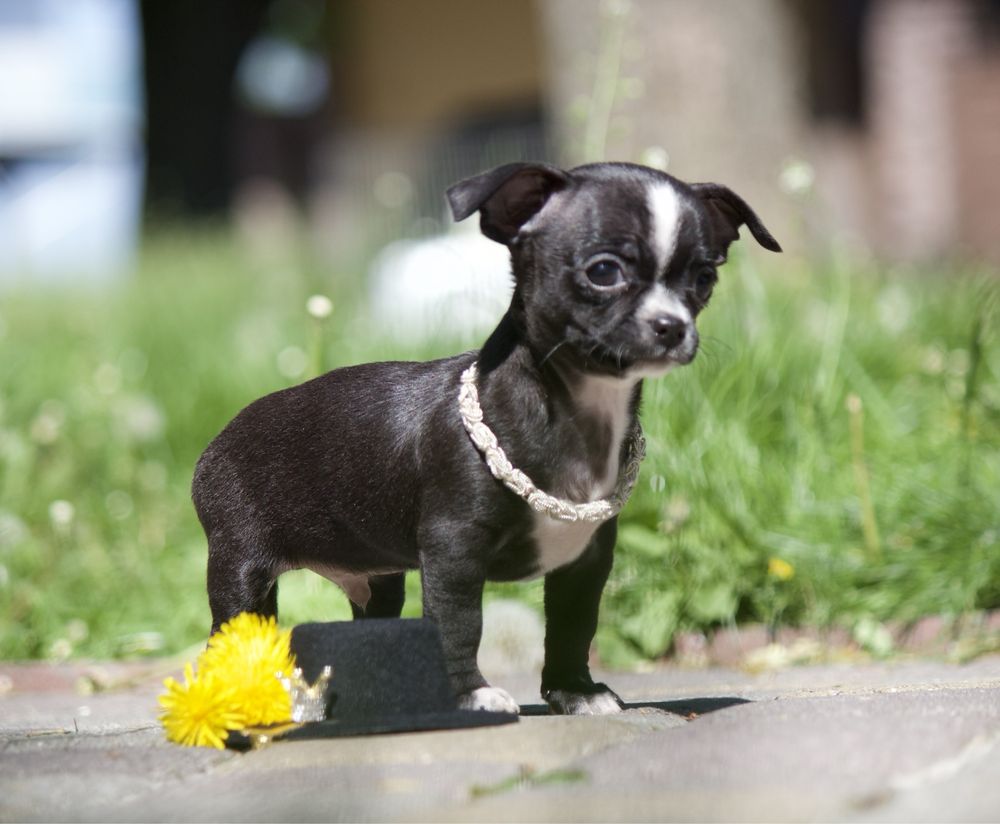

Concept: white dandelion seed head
[[306, 294, 333, 319], [640, 146, 669, 171], [779, 158, 815, 197], [48, 500, 75, 528]]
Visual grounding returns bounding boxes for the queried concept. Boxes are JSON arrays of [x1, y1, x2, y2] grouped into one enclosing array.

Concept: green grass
[[1, 232, 997, 663], [599, 254, 1000, 665]]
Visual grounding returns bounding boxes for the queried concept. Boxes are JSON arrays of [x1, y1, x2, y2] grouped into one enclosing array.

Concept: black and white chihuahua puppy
[[193, 161, 780, 715]]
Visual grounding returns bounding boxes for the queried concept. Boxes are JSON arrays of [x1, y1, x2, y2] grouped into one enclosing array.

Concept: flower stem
[[847, 393, 881, 559]]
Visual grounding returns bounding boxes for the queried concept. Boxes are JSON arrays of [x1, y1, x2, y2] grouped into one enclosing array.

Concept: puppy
[[193, 161, 780, 714]]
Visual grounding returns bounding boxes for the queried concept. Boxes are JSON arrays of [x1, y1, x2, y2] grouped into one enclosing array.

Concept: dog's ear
[[447, 163, 569, 245], [689, 183, 782, 262]]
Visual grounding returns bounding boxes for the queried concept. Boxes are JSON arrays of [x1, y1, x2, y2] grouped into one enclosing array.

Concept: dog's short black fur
[[193, 162, 780, 714]]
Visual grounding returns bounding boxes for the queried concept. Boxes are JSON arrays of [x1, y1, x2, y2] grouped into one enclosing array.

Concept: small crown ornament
[[280, 666, 333, 722]]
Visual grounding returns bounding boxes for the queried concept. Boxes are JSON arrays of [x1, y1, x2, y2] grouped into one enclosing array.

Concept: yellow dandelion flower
[[198, 612, 295, 726], [768, 557, 795, 581], [159, 663, 245, 749]]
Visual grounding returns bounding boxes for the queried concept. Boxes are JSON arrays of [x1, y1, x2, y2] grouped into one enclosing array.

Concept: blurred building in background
[[2, 0, 998, 285], [862, 0, 1000, 263], [222, 0, 999, 268], [540, 0, 1000, 267], [0, 0, 144, 284]]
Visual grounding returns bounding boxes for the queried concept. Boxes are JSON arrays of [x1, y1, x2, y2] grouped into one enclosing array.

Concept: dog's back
[[193, 354, 472, 615]]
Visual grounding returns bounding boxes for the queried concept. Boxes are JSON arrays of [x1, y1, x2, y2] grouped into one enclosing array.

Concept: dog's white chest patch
[[530, 375, 636, 575], [578, 374, 636, 493], [532, 514, 602, 575]]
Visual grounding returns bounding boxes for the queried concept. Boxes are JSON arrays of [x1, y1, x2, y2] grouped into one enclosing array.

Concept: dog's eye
[[585, 260, 625, 288], [694, 268, 717, 298]]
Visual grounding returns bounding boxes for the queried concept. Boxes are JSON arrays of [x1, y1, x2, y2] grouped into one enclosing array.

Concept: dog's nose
[[648, 314, 688, 348]]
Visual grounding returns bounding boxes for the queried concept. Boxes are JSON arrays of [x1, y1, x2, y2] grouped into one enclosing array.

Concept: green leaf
[[619, 593, 680, 658], [853, 616, 894, 657], [687, 582, 738, 623], [594, 626, 644, 670], [618, 522, 669, 559]]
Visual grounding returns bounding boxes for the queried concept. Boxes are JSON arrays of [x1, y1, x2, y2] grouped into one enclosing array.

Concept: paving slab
[[1, 655, 999, 822]]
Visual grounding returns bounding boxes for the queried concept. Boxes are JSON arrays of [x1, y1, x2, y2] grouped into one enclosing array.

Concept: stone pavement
[[1, 655, 999, 822]]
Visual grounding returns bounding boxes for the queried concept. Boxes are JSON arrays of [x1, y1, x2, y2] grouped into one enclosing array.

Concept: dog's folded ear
[[447, 163, 569, 245], [689, 183, 782, 262]]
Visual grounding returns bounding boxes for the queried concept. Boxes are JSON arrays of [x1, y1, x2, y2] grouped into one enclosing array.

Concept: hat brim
[[226, 708, 517, 750]]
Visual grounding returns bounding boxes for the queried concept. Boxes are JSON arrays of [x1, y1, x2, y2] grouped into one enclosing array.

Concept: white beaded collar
[[457, 362, 646, 523]]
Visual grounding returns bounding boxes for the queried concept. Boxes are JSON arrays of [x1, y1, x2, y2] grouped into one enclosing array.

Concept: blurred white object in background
[[236, 34, 329, 118], [368, 216, 514, 345], [478, 599, 545, 676], [0, 0, 143, 285]]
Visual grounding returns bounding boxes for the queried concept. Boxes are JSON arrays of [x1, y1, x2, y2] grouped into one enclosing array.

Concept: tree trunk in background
[[865, 0, 970, 262], [537, 0, 803, 251]]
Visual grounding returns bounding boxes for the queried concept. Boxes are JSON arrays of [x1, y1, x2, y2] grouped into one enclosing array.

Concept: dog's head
[[447, 161, 781, 378]]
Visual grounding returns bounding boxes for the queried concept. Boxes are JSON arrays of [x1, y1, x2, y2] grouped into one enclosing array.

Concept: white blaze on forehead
[[647, 182, 682, 272]]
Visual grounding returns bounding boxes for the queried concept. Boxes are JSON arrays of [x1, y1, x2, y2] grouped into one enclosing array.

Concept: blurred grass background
[[1, 231, 996, 664]]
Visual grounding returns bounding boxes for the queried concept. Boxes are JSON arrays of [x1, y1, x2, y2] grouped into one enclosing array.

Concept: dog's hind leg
[[206, 533, 279, 634], [350, 572, 406, 619]]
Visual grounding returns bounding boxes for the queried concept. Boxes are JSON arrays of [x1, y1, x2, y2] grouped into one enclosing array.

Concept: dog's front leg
[[541, 519, 624, 714], [420, 535, 520, 714]]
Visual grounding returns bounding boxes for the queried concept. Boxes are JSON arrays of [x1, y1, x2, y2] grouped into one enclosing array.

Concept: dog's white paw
[[458, 686, 520, 714], [546, 688, 624, 715]]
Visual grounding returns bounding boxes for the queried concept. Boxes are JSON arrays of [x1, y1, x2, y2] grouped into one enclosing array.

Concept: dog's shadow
[[518, 696, 750, 718]]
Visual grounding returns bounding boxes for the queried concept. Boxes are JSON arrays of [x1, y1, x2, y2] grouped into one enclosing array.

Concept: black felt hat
[[227, 618, 517, 748]]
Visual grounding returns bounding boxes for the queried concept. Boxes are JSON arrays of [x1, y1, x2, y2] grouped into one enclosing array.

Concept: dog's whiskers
[[700, 334, 732, 356], [696, 335, 730, 366], [539, 340, 568, 368]]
